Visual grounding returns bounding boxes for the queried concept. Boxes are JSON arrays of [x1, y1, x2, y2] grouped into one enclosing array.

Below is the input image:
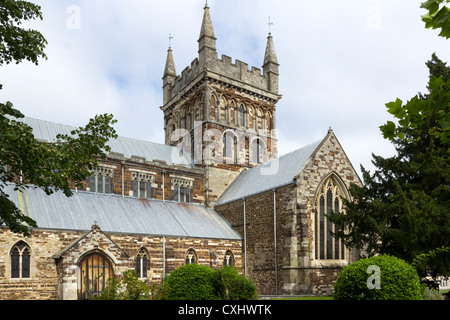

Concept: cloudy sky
[[1, 0, 449, 177]]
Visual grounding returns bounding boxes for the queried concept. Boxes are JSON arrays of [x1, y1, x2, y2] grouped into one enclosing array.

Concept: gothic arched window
[[223, 250, 234, 266], [10, 241, 31, 279], [185, 249, 197, 264], [135, 248, 149, 279], [314, 176, 346, 260]]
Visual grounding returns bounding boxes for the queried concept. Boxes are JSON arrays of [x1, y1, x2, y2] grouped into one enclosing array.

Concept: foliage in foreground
[[92, 265, 257, 300], [328, 54, 450, 279], [333, 255, 422, 300], [0, 0, 117, 235]]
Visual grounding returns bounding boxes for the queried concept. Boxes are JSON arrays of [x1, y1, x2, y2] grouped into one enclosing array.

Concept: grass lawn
[[272, 296, 333, 300]]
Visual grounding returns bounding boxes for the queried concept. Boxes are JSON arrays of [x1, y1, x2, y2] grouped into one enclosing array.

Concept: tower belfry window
[[239, 104, 245, 127]]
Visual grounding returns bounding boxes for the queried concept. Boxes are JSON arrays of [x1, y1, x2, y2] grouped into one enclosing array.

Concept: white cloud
[[1, 0, 449, 177]]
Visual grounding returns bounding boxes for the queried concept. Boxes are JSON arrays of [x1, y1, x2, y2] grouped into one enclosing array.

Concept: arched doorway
[[78, 252, 114, 300]]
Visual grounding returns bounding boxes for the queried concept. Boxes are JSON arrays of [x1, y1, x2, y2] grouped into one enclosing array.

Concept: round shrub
[[215, 266, 258, 300], [333, 255, 422, 300], [163, 264, 219, 300]]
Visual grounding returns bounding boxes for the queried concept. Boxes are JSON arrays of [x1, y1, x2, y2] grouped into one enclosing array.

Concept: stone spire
[[263, 33, 278, 66], [163, 46, 176, 78], [163, 46, 177, 104], [198, 2, 217, 65], [262, 32, 279, 94]]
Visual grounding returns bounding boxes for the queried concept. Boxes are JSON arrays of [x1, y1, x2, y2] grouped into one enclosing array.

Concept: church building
[[0, 4, 361, 299]]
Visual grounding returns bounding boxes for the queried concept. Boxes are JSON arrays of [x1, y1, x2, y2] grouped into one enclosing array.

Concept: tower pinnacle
[[163, 45, 176, 104], [163, 46, 176, 78], [263, 32, 279, 94], [198, 2, 217, 64], [264, 31, 278, 66]]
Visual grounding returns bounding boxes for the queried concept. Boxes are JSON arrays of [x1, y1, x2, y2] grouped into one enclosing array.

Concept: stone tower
[[161, 3, 282, 206]]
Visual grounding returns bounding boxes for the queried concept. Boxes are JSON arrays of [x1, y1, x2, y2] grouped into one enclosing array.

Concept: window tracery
[[314, 176, 346, 260], [10, 241, 30, 279]]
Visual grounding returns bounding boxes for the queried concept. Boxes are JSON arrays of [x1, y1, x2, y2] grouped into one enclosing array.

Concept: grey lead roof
[[5, 184, 241, 240], [18, 117, 192, 167], [215, 140, 322, 206]]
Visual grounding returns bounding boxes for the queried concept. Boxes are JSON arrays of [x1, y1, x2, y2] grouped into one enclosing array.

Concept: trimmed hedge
[[162, 264, 258, 300], [333, 255, 422, 300], [164, 264, 219, 300], [215, 266, 258, 300]]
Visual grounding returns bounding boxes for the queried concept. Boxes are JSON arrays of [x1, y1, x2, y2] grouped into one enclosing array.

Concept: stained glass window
[[314, 176, 346, 260]]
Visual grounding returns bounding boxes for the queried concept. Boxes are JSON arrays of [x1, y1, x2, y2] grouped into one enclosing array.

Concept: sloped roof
[[215, 140, 322, 206], [5, 184, 241, 240], [18, 117, 192, 167]]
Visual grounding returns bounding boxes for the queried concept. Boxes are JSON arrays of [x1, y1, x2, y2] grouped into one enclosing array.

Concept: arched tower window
[[314, 176, 347, 260], [10, 241, 31, 279], [250, 138, 267, 165], [239, 104, 245, 127], [223, 131, 238, 164]]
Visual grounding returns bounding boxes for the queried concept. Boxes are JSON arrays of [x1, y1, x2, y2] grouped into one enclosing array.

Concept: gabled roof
[[215, 139, 322, 206], [5, 184, 241, 240], [18, 117, 193, 167]]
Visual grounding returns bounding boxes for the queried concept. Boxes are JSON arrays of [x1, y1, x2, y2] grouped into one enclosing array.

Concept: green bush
[[163, 264, 220, 300], [92, 270, 151, 300], [214, 266, 258, 300], [333, 255, 422, 300]]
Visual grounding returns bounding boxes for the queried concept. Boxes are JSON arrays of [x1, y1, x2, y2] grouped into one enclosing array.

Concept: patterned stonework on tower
[[161, 4, 282, 206]]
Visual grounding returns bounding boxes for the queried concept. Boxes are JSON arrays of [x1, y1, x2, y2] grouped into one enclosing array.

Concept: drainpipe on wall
[[273, 188, 278, 295], [163, 236, 166, 279], [121, 163, 125, 198], [243, 198, 247, 277], [162, 170, 165, 202]]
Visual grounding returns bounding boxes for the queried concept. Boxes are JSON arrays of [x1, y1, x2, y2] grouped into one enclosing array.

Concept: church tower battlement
[[162, 4, 281, 106], [161, 3, 282, 206]]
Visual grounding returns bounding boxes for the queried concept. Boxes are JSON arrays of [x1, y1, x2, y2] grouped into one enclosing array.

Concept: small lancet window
[[185, 249, 197, 264], [223, 251, 234, 266], [11, 241, 31, 279], [135, 248, 149, 278]]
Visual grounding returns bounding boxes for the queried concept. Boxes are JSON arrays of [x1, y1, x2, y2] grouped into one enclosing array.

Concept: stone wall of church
[[215, 184, 296, 296], [215, 132, 363, 296], [0, 227, 242, 300], [290, 131, 362, 295]]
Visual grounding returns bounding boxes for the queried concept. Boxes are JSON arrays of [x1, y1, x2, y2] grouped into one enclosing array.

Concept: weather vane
[[168, 33, 174, 47], [268, 16, 274, 34]]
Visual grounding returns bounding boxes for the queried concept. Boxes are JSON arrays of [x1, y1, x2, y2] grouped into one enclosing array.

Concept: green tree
[[1, 0, 117, 235], [328, 55, 450, 279], [421, 0, 450, 39]]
